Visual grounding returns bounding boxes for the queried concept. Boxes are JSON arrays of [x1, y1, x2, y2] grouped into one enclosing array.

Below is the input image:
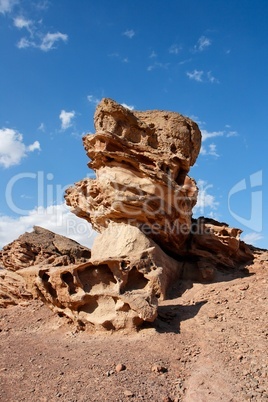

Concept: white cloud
[[186, 69, 204, 82], [207, 71, 219, 83], [13, 16, 33, 32], [17, 31, 68, 51], [169, 44, 181, 54], [149, 50, 157, 58], [17, 37, 33, 49], [241, 232, 263, 245], [0, 128, 41, 168], [200, 143, 219, 157], [0, 0, 17, 14], [193, 180, 219, 216], [122, 29, 135, 39], [226, 130, 238, 138], [27, 141, 41, 152], [147, 62, 170, 72], [40, 32, 68, 51], [59, 110, 75, 130], [121, 103, 135, 110], [0, 203, 97, 250], [87, 95, 100, 105], [201, 129, 224, 142], [194, 35, 211, 52], [38, 122, 45, 132]]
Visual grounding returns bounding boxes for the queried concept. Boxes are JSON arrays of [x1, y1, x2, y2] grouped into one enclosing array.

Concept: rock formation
[[65, 98, 201, 255], [0, 99, 254, 330], [0, 226, 91, 271]]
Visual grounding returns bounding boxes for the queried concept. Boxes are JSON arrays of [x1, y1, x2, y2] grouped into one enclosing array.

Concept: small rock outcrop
[[0, 226, 91, 271], [1, 99, 254, 330], [0, 268, 32, 307]]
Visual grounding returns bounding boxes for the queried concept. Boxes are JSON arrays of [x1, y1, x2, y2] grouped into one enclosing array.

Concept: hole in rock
[[170, 144, 177, 153], [160, 163, 170, 175], [147, 134, 158, 149], [121, 261, 129, 270], [57, 312, 65, 317], [102, 321, 115, 331], [39, 271, 57, 298], [61, 272, 77, 295], [77, 264, 117, 293], [78, 297, 98, 314], [123, 268, 148, 292], [106, 142, 125, 153], [221, 229, 229, 236], [124, 128, 141, 143], [175, 170, 187, 186]]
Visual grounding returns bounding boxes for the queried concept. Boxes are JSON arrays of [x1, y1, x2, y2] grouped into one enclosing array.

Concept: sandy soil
[[0, 249, 267, 402]]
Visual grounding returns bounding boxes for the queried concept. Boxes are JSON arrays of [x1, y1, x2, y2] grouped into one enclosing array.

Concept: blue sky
[[0, 0, 267, 249]]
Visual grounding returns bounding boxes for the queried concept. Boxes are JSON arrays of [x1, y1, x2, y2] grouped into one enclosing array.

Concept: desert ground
[[0, 248, 267, 402]]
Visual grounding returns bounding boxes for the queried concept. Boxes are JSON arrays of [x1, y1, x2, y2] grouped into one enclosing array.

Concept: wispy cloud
[[207, 71, 219, 83], [9, 4, 69, 51], [87, 95, 101, 105], [0, 127, 41, 168], [108, 52, 129, 63], [13, 16, 33, 33], [147, 62, 170, 72], [59, 110, 76, 130], [40, 32, 68, 51], [200, 143, 219, 157], [17, 29, 68, 51], [186, 69, 204, 82], [122, 29, 135, 39], [38, 122, 45, 132], [169, 44, 181, 55], [201, 130, 224, 141], [226, 130, 238, 138], [193, 180, 219, 216], [0, 0, 17, 14], [187, 70, 219, 83], [149, 50, 157, 58], [241, 232, 263, 245], [194, 35, 211, 52]]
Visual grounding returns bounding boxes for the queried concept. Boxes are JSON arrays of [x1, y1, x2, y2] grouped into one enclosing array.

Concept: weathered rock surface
[[19, 226, 181, 329], [0, 226, 91, 271], [0, 268, 32, 307], [65, 98, 201, 255]]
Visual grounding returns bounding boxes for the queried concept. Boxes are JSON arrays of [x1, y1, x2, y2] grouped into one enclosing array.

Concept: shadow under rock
[[143, 300, 207, 334], [142, 264, 254, 334]]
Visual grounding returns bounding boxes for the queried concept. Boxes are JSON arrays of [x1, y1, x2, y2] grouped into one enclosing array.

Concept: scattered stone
[[116, 363, 126, 372], [151, 364, 168, 374], [123, 390, 134, 397]]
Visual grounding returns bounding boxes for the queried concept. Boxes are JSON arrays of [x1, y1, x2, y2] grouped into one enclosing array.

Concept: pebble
[[151, 364, 168, 373], [123, 390, 134, 397], [116, 363, 126, 372]]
